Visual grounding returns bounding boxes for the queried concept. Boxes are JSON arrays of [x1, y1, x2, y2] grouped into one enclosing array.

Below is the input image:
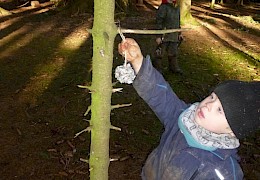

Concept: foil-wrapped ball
[[115, 63, 136, 84]]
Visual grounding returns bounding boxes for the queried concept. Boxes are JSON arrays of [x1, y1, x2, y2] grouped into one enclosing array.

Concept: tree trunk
[[236, 0, 243, 6], [137, 0, 144, 6], [0, 7, 12, 16], [210, 0, 216, 9], [179, 0, 193, 24], [89, 0, 117, 179]]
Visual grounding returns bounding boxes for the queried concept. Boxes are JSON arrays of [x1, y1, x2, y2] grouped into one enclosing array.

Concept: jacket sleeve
[[133, 55, 188, 128]]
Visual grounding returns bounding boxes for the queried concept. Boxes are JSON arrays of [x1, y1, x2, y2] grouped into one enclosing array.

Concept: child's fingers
[[128, 46, 138, 59], [118, 42, 127, 55], [125, 38, 139, 47]]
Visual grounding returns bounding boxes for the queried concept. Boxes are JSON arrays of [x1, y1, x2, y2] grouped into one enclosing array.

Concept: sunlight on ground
[[0, 3, 90, 105], [1, 16, 22, 30], [18, 28, 90, 105], [59, 27, 90, 50], [0, 23, 55, 59], [18, 60, 66, 105], [0, 25, 30, 58], [191, 5, 260, 60], [0, 5, 56, 59]]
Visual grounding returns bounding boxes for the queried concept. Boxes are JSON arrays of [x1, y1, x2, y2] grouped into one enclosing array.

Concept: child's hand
[[118, 38, 143, 62], [118, 38, 143, 74]]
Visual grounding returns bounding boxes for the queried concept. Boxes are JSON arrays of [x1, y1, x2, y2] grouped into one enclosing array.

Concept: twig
[[84, 105, 91, 116], [80, 158, 89, 163], [74, 127, 91, 138], [120, 28, 191, 34], [112, 88, 123, 93], [110, 125, 121, 131], [87, 28, 192, 34], [77, 85, 93, 92], [111, 103, 132, 110]]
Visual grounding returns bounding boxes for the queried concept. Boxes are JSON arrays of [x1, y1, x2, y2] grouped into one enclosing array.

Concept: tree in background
[[179, 0, 193, 24], [210, 0, 216, 9]]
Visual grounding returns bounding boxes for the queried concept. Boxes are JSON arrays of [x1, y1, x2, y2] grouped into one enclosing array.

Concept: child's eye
[[218, 107, 222, 113]]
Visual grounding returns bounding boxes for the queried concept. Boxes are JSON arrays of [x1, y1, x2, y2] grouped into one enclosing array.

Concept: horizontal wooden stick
[[87, 28, 191, 34]]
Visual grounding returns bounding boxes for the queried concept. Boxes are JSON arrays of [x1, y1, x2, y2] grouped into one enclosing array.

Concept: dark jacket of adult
[[156, 3, 180, 42]]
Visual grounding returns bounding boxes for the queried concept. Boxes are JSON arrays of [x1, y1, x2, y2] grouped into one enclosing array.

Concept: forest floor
[[0, 0, 259, 179]]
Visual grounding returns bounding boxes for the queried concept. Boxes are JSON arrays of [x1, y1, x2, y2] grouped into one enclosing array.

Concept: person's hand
[[118, 38, 143, 62], [118, 38, 143, 74], [156, 37, 162, 45], [178, 34, 183, 41]]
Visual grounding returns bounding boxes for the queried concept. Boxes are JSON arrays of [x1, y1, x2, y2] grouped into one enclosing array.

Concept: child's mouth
[[197, 108, 205, 119]]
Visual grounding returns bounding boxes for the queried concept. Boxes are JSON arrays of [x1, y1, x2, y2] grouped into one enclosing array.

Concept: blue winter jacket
[[133, 56, 244, 180]]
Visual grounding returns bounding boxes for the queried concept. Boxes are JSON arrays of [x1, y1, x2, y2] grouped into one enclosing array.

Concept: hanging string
[[118, 28, 127, 67], [119, 28, 126, 42], [115, 25, 136, 84]]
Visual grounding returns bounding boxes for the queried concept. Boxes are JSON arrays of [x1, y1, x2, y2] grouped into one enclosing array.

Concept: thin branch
[[112, 81, 118, 86], [120, 28, 191, 34], [110, 125, 121, 131], [84, 105, 91, 116], [82, 118, 90, 122], [80, 158, 89, 163], [77, 85, 94, 92], [111, 103, 132, 110], [74, 126, 92, 138], [87, 28, 191, 34], [112, 88, 123, 93]]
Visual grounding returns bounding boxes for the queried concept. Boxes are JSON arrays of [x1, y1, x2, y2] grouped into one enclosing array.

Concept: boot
[[168, 56, 182, 74]]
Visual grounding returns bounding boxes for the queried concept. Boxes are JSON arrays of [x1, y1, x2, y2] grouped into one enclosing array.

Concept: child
[[155, 0, 182, 73], [118, 38, 260, 180]]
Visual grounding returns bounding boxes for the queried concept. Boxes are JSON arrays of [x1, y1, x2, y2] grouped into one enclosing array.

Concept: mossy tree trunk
[[179, 0, 193, 24], [0, 7, 12, 15], [236, 0, 243, 6], [89, 0, 117, 179], [210, 0, 216, 9]]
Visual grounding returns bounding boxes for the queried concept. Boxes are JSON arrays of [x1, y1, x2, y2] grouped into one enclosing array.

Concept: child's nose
[[206, 102, 213, 111]]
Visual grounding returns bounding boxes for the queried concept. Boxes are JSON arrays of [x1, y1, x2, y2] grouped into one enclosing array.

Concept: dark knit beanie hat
[[213, 80, 260, 139]]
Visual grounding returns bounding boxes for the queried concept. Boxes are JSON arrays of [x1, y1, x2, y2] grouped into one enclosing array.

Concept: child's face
[[195, 92, 233, 134]]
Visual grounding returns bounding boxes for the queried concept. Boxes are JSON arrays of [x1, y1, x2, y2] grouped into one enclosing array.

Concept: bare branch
[[112, 88, 123, 93], [84, 106, 91, 116], [77, 85, 94, 92], [80, 158, 89, 163], [87, 28, 191, 35], [83, 118, 91, 122], [111, 103, 132, 110], [112, 81, 118, 86], [74, 126, 92, 138], [110, 125, 121, 131], [120, 28, 191, 34]]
